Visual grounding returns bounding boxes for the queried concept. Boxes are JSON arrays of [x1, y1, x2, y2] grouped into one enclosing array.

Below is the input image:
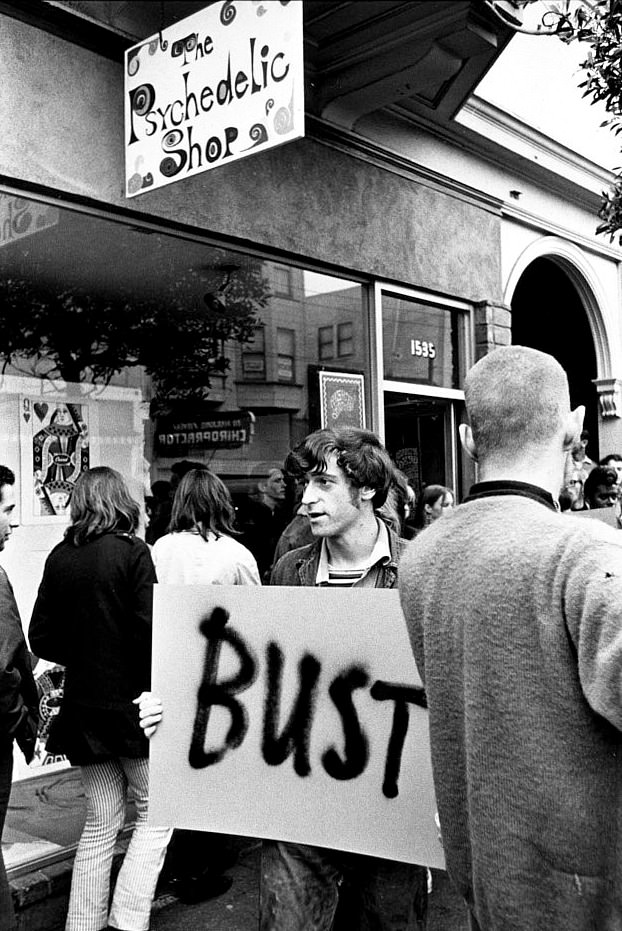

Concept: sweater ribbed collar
[[464, 480, 558, 512]]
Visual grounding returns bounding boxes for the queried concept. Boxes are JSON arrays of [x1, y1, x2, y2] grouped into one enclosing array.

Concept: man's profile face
[[300, 453, 364, 539], [263, 470, 286, 502], [0, 483, 18, 551]]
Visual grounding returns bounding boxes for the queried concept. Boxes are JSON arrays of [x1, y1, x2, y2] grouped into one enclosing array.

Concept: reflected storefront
[[0, 190, 475, 876], [0, 190, 373, 873]]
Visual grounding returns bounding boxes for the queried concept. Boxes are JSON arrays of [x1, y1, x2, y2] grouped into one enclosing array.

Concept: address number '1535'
[[410, 339, 436, 359]]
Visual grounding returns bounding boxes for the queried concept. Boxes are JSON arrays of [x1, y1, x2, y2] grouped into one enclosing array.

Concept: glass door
[[383, 391, 457, 499], [373, 284, 473, 501]]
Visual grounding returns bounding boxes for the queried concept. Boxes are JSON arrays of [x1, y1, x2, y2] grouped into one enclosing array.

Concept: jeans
[[0, 742, 15, 931], [66, 757, 172, 931], [260, 840, 428, 931]]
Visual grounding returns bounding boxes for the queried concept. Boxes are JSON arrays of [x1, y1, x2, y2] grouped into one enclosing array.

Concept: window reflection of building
[[277, 328, 295, 383], [242, 326, 266, 380]]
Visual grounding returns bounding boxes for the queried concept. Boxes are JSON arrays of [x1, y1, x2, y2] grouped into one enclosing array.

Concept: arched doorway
[[511, 256, 599, 459]]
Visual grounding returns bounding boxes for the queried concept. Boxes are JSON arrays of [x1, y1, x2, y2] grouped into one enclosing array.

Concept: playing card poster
[[21, 398, 90, 520]]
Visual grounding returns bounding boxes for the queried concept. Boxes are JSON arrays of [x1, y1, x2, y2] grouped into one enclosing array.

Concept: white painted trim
[[502, 202, 622, 263], [503, 236, 611, 379], [378, 281, 474, 312], [457, 96, 616, 196], [382, 381, 465, 401]]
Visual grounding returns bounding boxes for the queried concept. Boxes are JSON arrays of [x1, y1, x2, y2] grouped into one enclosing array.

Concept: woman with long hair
[[149, 467, 259, 902], [29, 467, 171, 931], [151, 467, 261, 585], [411, 484, 454, 534]]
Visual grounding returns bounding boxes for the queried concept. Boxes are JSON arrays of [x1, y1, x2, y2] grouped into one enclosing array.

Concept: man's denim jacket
[[269, 524, 404, 589]]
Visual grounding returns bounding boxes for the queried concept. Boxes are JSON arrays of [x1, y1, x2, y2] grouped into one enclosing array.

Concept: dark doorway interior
[[511, 257, 599, 460]]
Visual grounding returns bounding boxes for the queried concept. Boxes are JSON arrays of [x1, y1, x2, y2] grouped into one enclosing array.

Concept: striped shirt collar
[[316, 517, 392, 585]]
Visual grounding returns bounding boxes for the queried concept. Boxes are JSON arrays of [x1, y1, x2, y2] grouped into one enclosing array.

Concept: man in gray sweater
[[399, 345, 622, 931]]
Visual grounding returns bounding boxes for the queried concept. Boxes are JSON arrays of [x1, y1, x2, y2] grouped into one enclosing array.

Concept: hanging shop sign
[[149, 586, 443, 868], [155, 409, 254, 452], [125, 0, 304, 197]]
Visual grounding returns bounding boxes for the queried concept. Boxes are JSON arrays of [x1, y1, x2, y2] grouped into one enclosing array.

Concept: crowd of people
[[3, 346, 622, 931], [560, 430, 622, 513]]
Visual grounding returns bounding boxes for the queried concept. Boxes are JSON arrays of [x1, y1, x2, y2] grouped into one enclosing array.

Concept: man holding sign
[[400, 346, 622, 931], [261, 428, 428, 931]]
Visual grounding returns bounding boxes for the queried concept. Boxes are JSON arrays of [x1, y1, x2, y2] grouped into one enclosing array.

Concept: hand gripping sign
[[149, 585, 443, 867]]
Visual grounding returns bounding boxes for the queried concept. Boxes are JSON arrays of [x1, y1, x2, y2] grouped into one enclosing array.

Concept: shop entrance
[[383, 391, 459, 499], [511, 257, 599, 458], [378, 286, 470, 501]]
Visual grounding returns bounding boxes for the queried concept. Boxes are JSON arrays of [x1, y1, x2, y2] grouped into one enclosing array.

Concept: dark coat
[[0, 567, 38, 762], [29, 532, 156, 764]]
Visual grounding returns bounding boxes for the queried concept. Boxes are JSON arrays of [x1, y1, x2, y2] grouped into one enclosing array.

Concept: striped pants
[[66, 757, 172, 931]]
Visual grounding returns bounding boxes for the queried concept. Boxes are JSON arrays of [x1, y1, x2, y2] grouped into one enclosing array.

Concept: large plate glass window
[[382, 294, 466, 389]]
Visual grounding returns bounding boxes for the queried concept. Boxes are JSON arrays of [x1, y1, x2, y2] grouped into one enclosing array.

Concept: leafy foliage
[[0, 256, 269, 411], [520, 0, 622, 240]]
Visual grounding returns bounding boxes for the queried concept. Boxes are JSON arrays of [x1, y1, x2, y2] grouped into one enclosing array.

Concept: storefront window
[[0, 191, 371, 872], [382, 293, 465, 388]]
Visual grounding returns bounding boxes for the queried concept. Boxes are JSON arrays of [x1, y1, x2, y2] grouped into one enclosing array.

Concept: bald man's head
[[464, 346, 575, 461]]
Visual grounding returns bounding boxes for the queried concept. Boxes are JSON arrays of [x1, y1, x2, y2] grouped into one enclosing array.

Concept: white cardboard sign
[[124, 0, 304, 196], [149, 585, 443, 868]]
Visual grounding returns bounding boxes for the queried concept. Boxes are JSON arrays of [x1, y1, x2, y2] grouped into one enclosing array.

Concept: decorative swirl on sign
[[128, 155, 145, 194], [274, 100, 294, 135], [160, 156, 180, 178], [248, 123, 268, 147], [172, 33, 198, 57], [127, 174, 142, 195], [127, 48, 141, 76], [132, 84, 155, 116], [221, 1, 236, 25], [163, 130, 183, 149], [265, 98, 274, 116], [160, 130, 184, 177]]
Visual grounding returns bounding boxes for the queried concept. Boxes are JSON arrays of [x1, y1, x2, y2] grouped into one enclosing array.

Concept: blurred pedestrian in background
[[144, 480, 173, 545], [599, 452, 622, 484], [29, 466, 170, 931], [583, 465, 619, 510], [238, 467, 289, 581], [411, 484, 454, 535], [0, 465, 38, 931]]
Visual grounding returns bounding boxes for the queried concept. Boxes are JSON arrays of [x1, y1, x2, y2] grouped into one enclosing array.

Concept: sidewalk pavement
[[7, 768, 470, 930]]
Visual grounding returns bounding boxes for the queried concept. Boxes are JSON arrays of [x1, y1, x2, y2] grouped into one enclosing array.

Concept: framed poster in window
[[317, 370, 366, 431], [19, 397, 94, 523]]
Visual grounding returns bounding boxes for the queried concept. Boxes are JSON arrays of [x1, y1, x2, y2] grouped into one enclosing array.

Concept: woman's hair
[[377, 468, 414, 536], [169, 468, 238, 540], [412, 484, 453, 531], [68, 467, 141, 545]]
